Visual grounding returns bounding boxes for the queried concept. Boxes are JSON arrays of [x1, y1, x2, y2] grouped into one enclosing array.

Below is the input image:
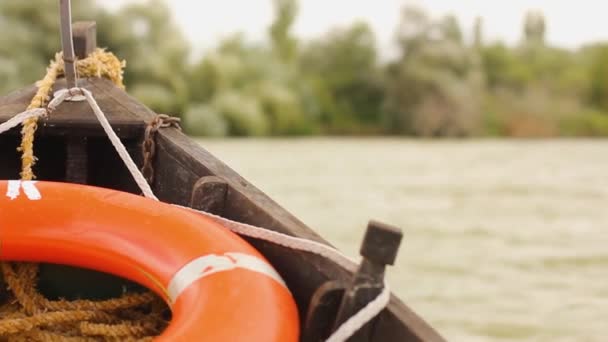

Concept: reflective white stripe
[[21, 181, 41, 200], [167, 252, 286, 304], [6, 180, 21, 200], [5, 180, 41, 201]]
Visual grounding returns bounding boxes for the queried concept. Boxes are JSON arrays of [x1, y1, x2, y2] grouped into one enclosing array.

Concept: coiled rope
[[0, 49, 391, 341], [0, 50, 168, 341]]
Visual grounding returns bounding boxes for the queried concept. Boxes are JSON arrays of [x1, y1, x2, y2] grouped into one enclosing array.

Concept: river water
[[198, 138, 608, 342]]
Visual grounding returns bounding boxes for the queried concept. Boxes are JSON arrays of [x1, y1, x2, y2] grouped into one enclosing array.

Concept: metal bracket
[[305, 220, 403, 342]]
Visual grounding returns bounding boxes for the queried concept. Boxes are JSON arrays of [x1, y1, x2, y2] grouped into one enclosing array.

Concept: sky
[[100, 0, 608, 54]]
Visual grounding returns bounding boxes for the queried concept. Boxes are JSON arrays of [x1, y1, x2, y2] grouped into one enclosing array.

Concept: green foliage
[[183, 103, 228, 137], [3, 1, 608, 137], [187, 33, 313, 136], [269, 0, 298, 63], [212, 91, 269, 136], [300, 21, 384, 133], [0, 0, 189, 114], [97, 0, 190, 114], [384, 6, 484, 136], [560, 110, 608, 136], [0, 0, 97, 93], [587, 44, 608, 111]]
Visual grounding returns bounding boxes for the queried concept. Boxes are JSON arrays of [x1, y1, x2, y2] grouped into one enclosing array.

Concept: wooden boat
[[0, 18, 444, 342]]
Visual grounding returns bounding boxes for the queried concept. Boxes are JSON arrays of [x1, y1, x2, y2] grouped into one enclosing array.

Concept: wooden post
[[73, 21, 97, 59], [304, 220, 404, 342], [332, 221, 403, 341], [64, 21, 97, 184], [190, 176, 229, 215]]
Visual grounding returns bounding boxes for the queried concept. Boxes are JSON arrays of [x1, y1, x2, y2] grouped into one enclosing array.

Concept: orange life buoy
[[0, 180, 300, 341]]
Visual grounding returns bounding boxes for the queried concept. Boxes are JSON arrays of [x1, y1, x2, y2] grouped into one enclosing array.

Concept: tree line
[[2, 0, 608, 137]]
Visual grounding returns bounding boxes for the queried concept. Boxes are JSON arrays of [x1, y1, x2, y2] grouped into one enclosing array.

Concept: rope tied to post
[[18, 49, 125, 181]]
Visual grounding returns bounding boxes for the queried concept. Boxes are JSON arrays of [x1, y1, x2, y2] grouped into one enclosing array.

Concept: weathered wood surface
[[190, 176, 228, 215], [0, 136, 67, 181], [0, 78, 150, 138], [65, 136, 88, 184], [155, 128, 444, 342], [73, 21, 97, 59]]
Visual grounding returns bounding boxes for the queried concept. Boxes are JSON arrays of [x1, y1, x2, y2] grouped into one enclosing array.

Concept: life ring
[[0, 180, 299, 341]]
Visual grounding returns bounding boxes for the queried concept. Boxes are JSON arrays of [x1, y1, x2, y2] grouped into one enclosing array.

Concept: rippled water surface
[[197, 138, 608, 341]]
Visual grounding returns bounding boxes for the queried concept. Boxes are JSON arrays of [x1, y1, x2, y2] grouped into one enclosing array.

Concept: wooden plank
[[0, 136, 67, 181], [0, 78, 148, 138], [86, 137, 142, 195], [154, 128, 445, 341], [65, 136, 88, 183], [157, 129, 325, 241]]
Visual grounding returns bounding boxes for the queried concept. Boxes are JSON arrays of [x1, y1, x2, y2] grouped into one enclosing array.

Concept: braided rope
[[0, 109, 47, 136]]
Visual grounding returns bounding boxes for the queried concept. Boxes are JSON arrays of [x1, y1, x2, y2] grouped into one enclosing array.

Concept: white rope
[[178, 206, 392, 342], [326, 286, 390, 342], [0, 108, 47, 135], [181, 206, 359, 272], [55, 88, 158, 200]]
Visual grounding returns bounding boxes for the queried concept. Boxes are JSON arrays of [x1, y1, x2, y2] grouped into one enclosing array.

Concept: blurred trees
[[587, 44, 608, 111], [98, 0, 190, 114], [300, 21, 385, 133], [0, 0, 188, 114], [186, 0, 313, 136], [384, 8, 483, 136], [269, 0, 298, 63], [523, 11, 546, 46], [2, 1, 608, 137], [0, 1, 97, 93]]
